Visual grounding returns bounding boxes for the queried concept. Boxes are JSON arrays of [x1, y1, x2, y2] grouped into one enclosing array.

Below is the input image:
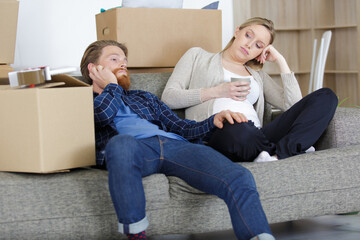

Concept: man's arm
[[93, 83, 124, 127], [154, 96, 247, 140]]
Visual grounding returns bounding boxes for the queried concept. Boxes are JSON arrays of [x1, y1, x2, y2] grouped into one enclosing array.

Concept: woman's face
[[230, 24, 271, 63]]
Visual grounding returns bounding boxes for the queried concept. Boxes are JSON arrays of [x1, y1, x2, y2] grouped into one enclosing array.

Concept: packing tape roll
[[9, 69, 46, 87]]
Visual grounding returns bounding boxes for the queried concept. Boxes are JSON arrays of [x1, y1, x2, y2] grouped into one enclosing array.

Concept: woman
[[161, 17, 338, 162]]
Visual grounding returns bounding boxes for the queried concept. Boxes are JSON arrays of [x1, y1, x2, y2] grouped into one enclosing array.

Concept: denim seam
[[162, 157, 254, 237]]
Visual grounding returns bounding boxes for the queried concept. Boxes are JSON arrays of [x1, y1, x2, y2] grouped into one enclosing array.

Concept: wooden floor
[[151, 214, 360, 240]]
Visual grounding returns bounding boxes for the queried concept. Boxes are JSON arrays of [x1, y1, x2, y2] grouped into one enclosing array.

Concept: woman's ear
[[234, 27, 241, 38]]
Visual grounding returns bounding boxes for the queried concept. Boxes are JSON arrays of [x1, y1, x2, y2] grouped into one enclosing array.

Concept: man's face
[[97, 45, 130, 90]]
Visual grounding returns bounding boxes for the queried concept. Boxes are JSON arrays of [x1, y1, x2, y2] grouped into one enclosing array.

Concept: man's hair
[[80, 40, 128, 84]]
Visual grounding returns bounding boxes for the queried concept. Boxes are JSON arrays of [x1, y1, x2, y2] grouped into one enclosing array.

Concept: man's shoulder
[[127, 89, 159, 100]]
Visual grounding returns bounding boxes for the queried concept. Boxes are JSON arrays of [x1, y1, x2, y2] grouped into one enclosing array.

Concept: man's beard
[[114, 68, 131, 91]]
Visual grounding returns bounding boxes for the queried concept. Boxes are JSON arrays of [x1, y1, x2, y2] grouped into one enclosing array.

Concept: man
[[80, 40, 275, 240]]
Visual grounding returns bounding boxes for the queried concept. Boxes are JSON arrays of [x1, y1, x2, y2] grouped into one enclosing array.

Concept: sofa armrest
[[315, 107, 360, 150]]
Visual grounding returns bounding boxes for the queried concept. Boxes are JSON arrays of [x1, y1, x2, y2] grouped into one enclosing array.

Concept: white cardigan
[[161, 47, 302, 126]]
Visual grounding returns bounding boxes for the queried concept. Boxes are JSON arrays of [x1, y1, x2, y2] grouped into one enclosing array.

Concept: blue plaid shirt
[[93, 83, 216, 166]]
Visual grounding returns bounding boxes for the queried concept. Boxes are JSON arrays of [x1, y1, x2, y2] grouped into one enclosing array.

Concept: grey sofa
[[1, 72, 360, 239]]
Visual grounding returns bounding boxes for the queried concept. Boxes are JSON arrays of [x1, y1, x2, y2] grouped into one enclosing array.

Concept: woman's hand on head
[[256, 45, 291, 73], [201, 81, 250, 102], [89, 64, 118, 90], [256, 45, 283, 64], [213, 110, 248, 129]]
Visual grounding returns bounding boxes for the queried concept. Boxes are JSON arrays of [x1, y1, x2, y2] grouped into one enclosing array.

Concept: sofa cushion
[[165, 144, 360, 224], [0, 168, 170, 239], [316, 107, 360, 150]]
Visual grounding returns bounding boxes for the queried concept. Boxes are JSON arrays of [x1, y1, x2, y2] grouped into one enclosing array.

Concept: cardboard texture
[[0, 74, 96, 173], [0, 64, 13, 84], [96, 8, 222, 67], [0, 0, 19, 64]]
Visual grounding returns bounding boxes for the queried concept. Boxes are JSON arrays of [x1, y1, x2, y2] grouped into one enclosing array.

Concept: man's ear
[[87, 63, 95, 72]]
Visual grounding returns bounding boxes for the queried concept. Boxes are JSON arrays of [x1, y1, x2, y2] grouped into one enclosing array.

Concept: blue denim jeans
[[105, 135, 274, 240]]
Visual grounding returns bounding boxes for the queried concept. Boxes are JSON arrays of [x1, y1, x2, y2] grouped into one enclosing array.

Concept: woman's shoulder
[[185, 47, 218, 57]]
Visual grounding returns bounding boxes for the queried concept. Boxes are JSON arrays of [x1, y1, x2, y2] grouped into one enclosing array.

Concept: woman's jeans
[[208, 88, 338, 162], [105, 135, 273, 240]]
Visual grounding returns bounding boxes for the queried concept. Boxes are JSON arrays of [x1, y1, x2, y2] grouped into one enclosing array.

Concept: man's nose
[[120, 62, 127, 69]]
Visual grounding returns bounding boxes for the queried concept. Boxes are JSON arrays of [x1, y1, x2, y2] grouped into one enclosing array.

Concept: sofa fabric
[[0, 73, 359, 239]]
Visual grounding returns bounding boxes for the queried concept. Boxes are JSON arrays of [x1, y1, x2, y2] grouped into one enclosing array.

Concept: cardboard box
[[0, 0, 19, 64], [96, 8, 222, 67], [0, 64, 13, 84], [0, 74, 96, 173]]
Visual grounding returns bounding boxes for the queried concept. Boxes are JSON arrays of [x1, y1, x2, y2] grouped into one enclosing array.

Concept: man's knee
[[226, 166, 258, 193]]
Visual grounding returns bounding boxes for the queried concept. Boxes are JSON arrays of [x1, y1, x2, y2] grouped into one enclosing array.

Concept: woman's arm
[[256, 45, 291, 74], [201, 82, 250, 102], [162, 48, 250, 108], [257, 45, 302, 110], [161, 48, 202, 109]]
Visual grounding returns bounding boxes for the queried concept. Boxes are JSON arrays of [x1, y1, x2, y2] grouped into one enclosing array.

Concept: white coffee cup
[[231, 77, 251, 92]]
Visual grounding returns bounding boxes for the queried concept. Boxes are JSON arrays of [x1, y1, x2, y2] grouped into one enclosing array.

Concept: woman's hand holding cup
[[230, 77, 251, 101]]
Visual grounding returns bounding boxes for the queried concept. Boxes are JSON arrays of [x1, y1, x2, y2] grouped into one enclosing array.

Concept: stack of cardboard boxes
[[0, 0, 18, 82], [0, 0, 95, 173]]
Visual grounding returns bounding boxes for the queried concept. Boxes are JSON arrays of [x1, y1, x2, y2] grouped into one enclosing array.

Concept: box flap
[[49, 74, 90, 87], [0, 74, 89, 89]]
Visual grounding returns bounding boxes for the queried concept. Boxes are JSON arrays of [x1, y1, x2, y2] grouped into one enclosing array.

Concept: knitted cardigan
[[161, 47, 302, 126]]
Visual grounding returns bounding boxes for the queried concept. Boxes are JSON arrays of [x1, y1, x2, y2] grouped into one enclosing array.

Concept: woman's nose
[[245, 40, 253, 49]]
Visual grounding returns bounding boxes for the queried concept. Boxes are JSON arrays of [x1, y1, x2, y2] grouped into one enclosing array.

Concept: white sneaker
[[305, 146, 315, 153], [254, 151, 278, 163]]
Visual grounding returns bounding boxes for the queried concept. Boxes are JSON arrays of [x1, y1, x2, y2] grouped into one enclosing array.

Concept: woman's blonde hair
[[223, 17, 275, 70]]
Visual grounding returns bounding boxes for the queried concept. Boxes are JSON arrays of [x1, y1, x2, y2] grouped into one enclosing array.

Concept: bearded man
[[79, 40, 275, 240]]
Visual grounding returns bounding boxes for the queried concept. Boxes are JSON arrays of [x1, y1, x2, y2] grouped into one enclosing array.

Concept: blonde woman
[[162, 17, 337, 162]]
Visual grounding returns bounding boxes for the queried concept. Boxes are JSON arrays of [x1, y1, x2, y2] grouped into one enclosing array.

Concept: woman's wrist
[[276, 56, 291, 74], [201, 87, 217, 102]]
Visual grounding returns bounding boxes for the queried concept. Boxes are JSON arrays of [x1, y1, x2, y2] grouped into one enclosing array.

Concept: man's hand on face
[[89, 64, 118, 90], [213, 110, 248, 129]]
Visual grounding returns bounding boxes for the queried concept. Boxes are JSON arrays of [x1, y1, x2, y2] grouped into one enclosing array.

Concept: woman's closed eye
[[256, 43, 264, 49]]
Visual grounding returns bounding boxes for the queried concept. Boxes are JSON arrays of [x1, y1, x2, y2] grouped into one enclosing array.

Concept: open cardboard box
[[0, 64, 14, 84], [96, 7, 222, 68], [0, 74, 95, 173]]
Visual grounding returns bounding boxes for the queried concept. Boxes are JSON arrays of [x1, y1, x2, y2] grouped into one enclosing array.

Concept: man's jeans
[[105, 135, 273, 240]]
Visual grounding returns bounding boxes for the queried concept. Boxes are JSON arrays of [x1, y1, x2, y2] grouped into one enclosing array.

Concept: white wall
[[13, 0, 234, 72]]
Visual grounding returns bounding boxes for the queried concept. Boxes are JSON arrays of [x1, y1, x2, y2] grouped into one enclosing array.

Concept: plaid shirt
[[93, 83, 216, 165]]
